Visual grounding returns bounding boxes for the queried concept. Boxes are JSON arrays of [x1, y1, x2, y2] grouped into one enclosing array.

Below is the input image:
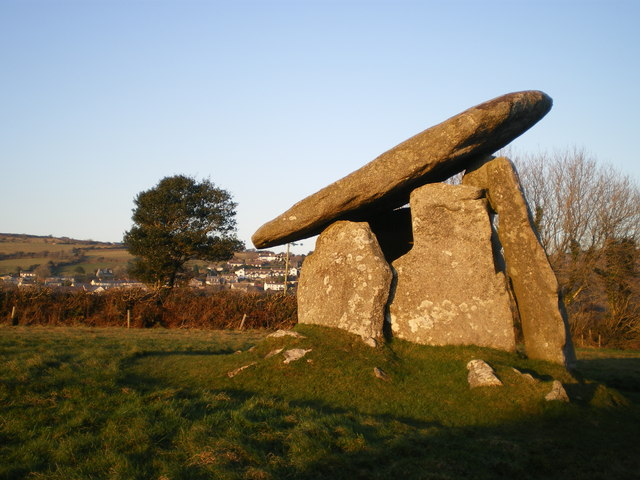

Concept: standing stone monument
[[297, 221, 392, 346], [252, 90, 552, 249], [462, 156, 575, 364], [389, 183, 516, 350], [252, 90, 576, 367]]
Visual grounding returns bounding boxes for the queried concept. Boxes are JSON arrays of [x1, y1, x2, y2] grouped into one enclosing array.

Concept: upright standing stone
[[462, 156, 576, 366], [389, 183, 516, 351], [297, 221, 393, 344], [252, 91, 552, 248]]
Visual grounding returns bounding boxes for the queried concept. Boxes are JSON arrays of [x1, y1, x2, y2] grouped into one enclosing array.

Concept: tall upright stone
[[462, 156, 576, 366], [297, 221, 393, 344], [389, 183, 516, 351], [252, 91, 552, 249]]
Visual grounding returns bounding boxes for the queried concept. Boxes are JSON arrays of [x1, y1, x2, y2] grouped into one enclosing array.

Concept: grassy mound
[[1, 325, 639, 479]]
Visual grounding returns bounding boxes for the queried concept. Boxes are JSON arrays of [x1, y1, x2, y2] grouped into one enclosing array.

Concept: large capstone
[[252, 91, 552, 249], [297, 221, 393, 344], [462, 156, 576, 366], [389, 183, 516, 351]]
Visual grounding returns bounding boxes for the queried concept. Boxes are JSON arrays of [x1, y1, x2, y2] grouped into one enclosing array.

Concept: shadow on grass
[[118, 348, 239, 392], [116, 352, 640, 480], [132, 349, 239, 357], [119, 348, 238, 365], [286, 408, 640, 480], [121, 380, 640, 479], [574, 357, 640, 404]]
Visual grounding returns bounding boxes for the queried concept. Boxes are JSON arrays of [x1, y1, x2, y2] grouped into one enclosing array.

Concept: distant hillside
[[0, 233, 121, 247], [0, 233, 307, 280], [0, 233, 130, 276]]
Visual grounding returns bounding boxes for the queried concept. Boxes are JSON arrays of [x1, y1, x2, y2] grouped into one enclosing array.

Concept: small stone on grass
[[283, 348, 312, 364], [268, 330, 306, 339], [265, 348, 284, 359], [374, 367, 390, 381], [227, 362, 257, 378], [512, 367, 539, 383], [467, 359, 503, 388], [545, 380, 570, 402]]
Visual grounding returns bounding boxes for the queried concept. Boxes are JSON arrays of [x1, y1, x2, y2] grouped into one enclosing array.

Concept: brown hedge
[[0, 286, 297, 330]]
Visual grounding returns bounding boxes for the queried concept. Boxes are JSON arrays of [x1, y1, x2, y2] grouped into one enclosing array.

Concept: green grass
[[0, 254, 132, 276], [0, 257, 52, 273], [0, 236, 131, 275], [57, 259, 129, 276], [0, 242, 79, 255], [1, 325, 639, 479]]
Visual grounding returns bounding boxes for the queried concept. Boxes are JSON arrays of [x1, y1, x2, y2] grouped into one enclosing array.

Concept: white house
[[264, 282, 285, 291]]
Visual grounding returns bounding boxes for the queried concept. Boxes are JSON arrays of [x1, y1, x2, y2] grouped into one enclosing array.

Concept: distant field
[[56, 258, 131, 276], [0, 254, 132, 276], [0, 232, 287, 277], [0, 242, 78, 254], [0, 257, 52, 272], [0, 233, 131, 275]]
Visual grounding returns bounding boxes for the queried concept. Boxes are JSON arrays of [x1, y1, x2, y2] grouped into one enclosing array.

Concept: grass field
[[1, 325, 639, 479], [0, 234, 131, 275], [0, 235, 216, 277], [0, 241, 83, 255]]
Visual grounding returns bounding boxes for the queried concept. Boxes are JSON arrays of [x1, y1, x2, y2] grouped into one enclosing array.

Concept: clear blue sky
[[2, 0, 639, 254]]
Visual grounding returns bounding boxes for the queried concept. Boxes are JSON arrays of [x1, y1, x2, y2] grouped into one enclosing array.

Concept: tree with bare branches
[[511, 148, 640, 347]]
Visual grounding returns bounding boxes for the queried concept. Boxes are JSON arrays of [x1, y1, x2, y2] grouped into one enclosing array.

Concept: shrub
[[0, 286, 297, 330]]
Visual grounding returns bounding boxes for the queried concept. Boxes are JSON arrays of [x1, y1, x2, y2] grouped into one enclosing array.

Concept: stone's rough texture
[[512, 368, 539, 383], [283, 348, 312, 364], [267, 330, 306, 339], [252, 91, 552, 248], [462, 156, 576, 366], [227, 362, 257, 378], [467, 359, 503, 388], [264, 348, 284, 359], [373, 367, 390, 381], [389, 183, 516, 350], [545, 380, 570, 402], [363, 337, 378, 348], [297, 221, 393, 342]]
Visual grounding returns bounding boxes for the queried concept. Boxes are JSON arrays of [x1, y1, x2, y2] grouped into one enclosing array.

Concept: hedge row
[[0, 286, 297, 330]]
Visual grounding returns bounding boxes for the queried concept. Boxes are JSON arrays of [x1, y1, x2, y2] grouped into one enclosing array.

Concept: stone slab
[[462, 156, 576, 366], [252, 90, 552, 248], [297, 220, 392, 343], [389, 183, 516, 350]]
